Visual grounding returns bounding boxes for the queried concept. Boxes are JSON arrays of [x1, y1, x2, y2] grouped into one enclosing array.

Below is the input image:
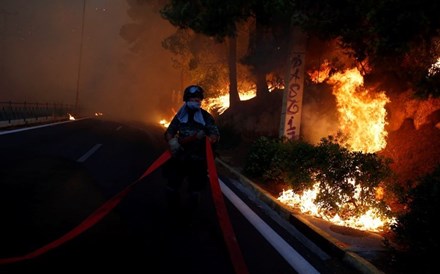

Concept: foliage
[[292, 0, 440, 62], [243, 136, 315, 185], [243, 136, 282, 179], [160, 0, 250, 40], [161, 29, 229, 99], [389, 165, 440, 272], [127, 0, 440, 98], [244, 135, 394, 220], [279, 139, 317, 190], [161, 0, 440, 98]]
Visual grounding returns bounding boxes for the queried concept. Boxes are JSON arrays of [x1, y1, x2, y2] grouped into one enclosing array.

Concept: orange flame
[[203, 88, 256, 115], [278, 182, 396, 232], [328, 67, 390, 153]]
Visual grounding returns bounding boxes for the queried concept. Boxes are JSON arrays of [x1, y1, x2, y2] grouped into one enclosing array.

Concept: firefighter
[[163, 84, 220, 220]]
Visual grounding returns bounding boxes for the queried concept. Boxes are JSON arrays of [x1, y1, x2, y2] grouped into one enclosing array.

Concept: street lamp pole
[[75, 0, 86, 112]]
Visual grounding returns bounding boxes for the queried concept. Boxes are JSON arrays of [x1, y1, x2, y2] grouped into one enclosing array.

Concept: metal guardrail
[[0, 101, 75, 129]]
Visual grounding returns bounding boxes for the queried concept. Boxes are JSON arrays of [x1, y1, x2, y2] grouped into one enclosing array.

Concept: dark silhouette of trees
[[160, 1, 249, 107], [122, 0, 440, 101]]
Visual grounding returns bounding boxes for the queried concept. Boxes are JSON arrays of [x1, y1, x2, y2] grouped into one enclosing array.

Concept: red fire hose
[[0, 139, 249, 274], [0, 150, 172, 265], [206, 138, 249, 274]]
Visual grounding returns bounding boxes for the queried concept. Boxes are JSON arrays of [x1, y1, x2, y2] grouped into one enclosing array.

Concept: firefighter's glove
[[195, 130, 206, 140], [168, 138, 181, 156]]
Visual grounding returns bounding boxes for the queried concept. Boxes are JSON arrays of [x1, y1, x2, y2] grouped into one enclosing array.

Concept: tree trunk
[[255, 70, 269, 99], [228, 36, 240, 108], [254, 13, 269, 99], [279, 26, 307, 140]]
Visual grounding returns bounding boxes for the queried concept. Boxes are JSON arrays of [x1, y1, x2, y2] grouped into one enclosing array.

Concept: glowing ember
[[428, 57, 440, 76], [159, 119, 170, 128], [68, 113, 75, 120]]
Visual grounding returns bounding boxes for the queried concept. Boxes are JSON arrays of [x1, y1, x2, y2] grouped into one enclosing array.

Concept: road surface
[[0, 118, 357, 274]]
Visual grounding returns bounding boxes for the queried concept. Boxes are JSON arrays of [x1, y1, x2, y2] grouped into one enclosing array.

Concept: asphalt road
[[0, 118, 357, 274]]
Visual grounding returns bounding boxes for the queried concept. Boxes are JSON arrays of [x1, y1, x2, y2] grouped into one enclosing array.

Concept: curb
[[216, 157, 385, 274]]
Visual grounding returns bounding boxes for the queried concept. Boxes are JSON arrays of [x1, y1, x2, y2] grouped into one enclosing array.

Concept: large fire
[[327, 68, 389, 153], [278, 64, 393, 233]]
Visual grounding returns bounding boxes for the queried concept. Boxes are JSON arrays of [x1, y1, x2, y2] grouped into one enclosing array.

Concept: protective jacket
[[165, 108, 219, 161]]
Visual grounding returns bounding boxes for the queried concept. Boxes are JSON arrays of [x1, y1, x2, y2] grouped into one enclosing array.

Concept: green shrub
[[280, 139, 317, 190], [244, 134, 395, 222], [243, 136, 282, 179], [244, 136, 318, 187]]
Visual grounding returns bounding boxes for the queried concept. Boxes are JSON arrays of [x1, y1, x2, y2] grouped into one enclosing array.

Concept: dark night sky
[[0, 0, 180, 123]]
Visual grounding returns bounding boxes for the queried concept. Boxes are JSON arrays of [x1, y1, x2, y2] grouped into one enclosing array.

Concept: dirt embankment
[[379, 91, 440, 186]]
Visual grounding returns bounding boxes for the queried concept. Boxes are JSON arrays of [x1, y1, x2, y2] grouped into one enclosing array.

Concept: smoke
[[301, 95, 339, 144], [1, 1, 81, 102], [0, 0, 180, 124], [299, 37, 357, 144]]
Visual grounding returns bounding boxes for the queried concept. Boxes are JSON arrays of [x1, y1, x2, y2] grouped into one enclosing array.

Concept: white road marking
[[0, 120, 74, 135], [220, 179, 321, 274], [77, 144, 103, 163]]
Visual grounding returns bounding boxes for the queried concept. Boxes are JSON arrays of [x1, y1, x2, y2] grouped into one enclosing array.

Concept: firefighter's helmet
[[183, 85, 204, 101]]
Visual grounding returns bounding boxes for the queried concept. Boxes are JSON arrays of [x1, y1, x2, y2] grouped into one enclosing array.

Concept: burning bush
[[312, 135, 394, 222], [243, 135, 396, 232]]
